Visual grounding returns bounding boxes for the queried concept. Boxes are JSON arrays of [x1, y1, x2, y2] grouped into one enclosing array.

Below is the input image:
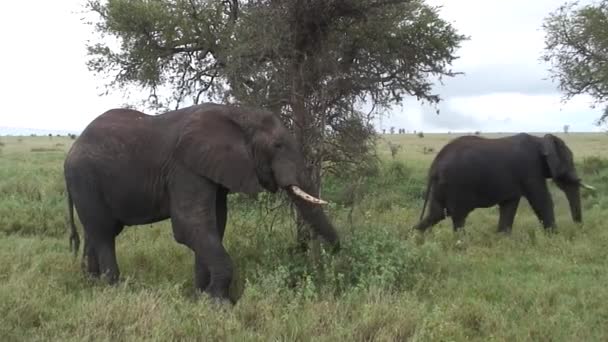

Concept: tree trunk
[[291, 80, 311, 249], [290, 58, 324, 250]]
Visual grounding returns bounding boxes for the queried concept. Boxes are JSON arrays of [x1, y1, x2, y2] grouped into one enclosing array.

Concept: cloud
[[0, 0, 603, 135], [394, 93, 603, 133], [419, 103, 480, 130], [377, 0, 604, 133], [434, 64, 558, 98]]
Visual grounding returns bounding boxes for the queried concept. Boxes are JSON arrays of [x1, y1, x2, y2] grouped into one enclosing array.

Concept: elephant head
[[175, 104, 339, 250], [542, 134, 594, 223]]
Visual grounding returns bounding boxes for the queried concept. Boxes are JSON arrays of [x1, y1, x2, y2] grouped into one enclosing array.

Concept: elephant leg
[[82, 233, 100, 278], [72, 190, 122, 283], [524, 182, 555, 229], [195, 232, 233, 302], [450, 211, 469, 231], [80, 226, 122, 283], [170, 169, 234, 303], [413, 197, 446, 231], [94, 234, 121, 284], [498, 198, 520, 233], [216, 186, 229, 240], [190, 187, 229, 291]]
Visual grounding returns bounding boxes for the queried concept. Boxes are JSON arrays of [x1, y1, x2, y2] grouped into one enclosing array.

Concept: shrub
[[580, 156, 608, 175]]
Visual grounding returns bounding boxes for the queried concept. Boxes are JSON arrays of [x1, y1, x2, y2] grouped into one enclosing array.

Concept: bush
[[580, 156, 608, 175]]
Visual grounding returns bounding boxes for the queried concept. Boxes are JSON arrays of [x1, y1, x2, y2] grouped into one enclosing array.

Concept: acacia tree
[[542, 0, 608, 124], [85, 0, 466, 244]]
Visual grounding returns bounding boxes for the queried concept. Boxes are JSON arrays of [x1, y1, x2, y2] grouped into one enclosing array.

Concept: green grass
[[1, 133, 608, 341]]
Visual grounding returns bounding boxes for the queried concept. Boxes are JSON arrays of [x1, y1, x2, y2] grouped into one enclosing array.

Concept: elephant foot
[[194, 287, 235, 306]]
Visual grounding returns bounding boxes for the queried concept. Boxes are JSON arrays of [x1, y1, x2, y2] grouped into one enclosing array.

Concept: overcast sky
[[0, 0, 603, 134]]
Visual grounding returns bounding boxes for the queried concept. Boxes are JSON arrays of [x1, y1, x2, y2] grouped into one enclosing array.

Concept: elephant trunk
[[285, 172, 340, 252], [562, 184, 582, 223]]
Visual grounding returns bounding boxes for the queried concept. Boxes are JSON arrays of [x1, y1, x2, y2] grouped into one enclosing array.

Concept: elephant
[[412, 133, 595, 233], [64, 102, 340, 304]]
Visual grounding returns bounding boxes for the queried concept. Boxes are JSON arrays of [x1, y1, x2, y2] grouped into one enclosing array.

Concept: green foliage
[[85, 0, 467, 109], [542, 0, 608, 124]]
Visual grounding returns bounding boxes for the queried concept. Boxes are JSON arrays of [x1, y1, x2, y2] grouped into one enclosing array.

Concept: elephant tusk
[[289, 185, 328, 205], [581, 182, 596, 190]]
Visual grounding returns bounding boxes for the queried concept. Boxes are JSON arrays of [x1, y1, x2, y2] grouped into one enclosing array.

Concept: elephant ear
[[175, 110, 263, 195], [542, 134, 568, 178]]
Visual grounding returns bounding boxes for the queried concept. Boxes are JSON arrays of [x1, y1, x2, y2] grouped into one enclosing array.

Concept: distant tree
[[563, 124, 570, 134], [542, 1, 608, 125], [86, 0, 466, 245], [382, 129, 386, 134], [417, 131, 424, 138], [390, 127, 395, 134]]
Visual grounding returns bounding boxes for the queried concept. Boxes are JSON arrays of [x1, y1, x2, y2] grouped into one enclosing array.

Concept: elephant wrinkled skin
[[413, 133, 594, 233], [64, 103, 340, 304]]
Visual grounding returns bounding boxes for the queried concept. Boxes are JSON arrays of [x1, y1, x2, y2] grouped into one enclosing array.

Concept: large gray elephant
[[412, 133, 594, 233], [64, 103, 340, 304]]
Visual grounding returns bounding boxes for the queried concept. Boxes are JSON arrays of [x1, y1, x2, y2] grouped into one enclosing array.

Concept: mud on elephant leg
[[498, 198, 520, 233]]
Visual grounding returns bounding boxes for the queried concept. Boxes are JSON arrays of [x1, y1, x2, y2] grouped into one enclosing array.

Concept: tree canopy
[[542, 0, 608, 124], [86, 0, 465, 158]]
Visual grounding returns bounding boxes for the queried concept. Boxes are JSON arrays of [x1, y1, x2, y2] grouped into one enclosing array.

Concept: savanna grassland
[[1, 132, 608, 341]]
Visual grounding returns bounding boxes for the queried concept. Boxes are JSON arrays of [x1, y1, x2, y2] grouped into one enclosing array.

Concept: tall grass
[[1, 134, 607, 340]]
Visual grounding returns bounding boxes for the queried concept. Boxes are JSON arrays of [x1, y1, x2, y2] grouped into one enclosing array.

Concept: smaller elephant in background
[[413, 133, 595, 233]]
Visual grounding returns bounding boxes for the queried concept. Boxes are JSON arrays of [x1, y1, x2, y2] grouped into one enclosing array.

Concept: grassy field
[[1, 132, 608, 341]]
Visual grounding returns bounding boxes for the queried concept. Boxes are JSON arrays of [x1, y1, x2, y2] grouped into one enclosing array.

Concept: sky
[[0, 0, 603, 134]]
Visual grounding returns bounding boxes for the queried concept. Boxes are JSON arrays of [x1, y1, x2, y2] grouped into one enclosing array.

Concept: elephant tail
[[418, 176, 433, 221], [67, 189, 80, 257]]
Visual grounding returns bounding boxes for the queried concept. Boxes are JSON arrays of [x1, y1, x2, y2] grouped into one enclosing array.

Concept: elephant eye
[[273, 142, 283, 149]]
